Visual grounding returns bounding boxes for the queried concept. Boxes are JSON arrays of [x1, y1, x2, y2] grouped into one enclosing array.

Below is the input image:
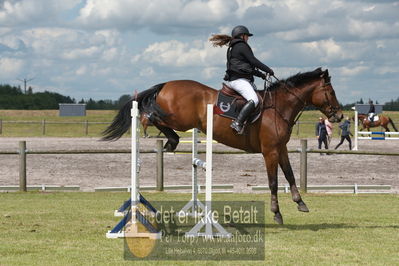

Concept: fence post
[[85, 120, 89, 136], [300, 139, 307, 193], [19, 141, 27, 192], [42, 119, 46, 135], [156, 139, 164, 191], [296, 121, 300, 136]]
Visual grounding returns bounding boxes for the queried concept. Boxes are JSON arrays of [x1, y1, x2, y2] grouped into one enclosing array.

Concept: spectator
[[324, 118, 333, 146], [335, 116, 353, 150], [315, 117, 329, 155]]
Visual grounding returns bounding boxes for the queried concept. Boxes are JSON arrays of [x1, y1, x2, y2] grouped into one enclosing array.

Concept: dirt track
[[0, 136, 398, 193]]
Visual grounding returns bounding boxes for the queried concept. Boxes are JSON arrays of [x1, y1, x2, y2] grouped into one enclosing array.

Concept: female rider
[[210, 25, 275, 134]]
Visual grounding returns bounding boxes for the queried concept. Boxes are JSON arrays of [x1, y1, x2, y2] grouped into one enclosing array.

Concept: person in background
[[335, 116, 353, 150], [315, 117, 329, 154], [324, 118, 333, 146], [368, 99, 375, 122]]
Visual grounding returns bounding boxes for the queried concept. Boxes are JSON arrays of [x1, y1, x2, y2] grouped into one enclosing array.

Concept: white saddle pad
[[366, 114, 379, 122]]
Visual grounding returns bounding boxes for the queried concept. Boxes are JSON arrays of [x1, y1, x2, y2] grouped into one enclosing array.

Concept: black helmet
[[231, 25, 253, 38]]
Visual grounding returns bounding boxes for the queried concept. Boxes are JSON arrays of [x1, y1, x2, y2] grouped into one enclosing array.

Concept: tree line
[[1, 83, 399, 110], [0, 84, 130, 110]]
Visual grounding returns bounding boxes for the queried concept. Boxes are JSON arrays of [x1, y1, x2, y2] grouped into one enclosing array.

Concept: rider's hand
[[260, 72, 267, 80], [268, 69, 274, 76]]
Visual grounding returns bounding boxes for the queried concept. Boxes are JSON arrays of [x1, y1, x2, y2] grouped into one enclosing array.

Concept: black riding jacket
[[368, 104, 375, 113], [225, 39, 273, 82]]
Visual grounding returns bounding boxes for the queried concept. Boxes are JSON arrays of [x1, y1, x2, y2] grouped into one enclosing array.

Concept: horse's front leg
[[279, 146, 309, 212], [263, 150, 283, 224]]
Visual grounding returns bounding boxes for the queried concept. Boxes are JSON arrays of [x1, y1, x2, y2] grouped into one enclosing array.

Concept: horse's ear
[[320, 69, 329, 79], [324, 69, 329, 77]]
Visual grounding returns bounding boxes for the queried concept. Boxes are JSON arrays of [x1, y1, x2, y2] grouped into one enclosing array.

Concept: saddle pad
[[216, 92, 241, 120], [366, 115, 379, 122], [215, 90, 262, 123]]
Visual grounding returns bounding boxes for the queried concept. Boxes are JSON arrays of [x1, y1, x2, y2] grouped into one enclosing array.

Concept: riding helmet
[[231, 25, 253, 38]]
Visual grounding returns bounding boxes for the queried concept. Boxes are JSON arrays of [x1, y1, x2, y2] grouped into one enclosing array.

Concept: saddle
[[214, 83, 263, 123]]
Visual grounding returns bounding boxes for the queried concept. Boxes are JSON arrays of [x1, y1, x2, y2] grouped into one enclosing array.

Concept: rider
[[368, 99, 375, 122], [210, 25, 275, 134]]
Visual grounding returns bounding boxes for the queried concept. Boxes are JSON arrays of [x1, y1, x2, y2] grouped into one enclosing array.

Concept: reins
[[263, 75, 307, 132]]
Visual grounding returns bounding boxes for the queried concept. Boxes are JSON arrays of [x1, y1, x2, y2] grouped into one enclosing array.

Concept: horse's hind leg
[[153, 124, 179, 151], [279, 146, 309, 212], [263, 150, 284, 224]]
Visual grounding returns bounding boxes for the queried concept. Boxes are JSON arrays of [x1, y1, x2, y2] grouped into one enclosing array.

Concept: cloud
[[133, 39, 224, 68], [202, 66, 222, 79], [0, 0, 81, 26], [139, 67, 155, 77], [339, 65, 369, 76], [76, 0, 239, 32], [0, 57, 24, 78], [301, 39, 347, 63]]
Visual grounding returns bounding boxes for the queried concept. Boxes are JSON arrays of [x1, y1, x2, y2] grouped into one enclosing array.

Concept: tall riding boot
[[230, 100, 256, 134]]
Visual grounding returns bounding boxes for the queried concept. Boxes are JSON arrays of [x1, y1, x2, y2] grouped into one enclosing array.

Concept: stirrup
[[230, 121, 244, 134]]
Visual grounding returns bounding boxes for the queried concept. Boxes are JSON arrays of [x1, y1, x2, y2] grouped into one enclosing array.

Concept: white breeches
[[225, 78, 259, 106]]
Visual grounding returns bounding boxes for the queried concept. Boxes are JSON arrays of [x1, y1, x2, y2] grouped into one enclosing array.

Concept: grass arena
[[1, 111, 398, 264]]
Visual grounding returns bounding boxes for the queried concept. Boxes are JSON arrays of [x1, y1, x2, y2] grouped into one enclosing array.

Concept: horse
[[102, 67, 343, 224], [356, 113, 398, 132]]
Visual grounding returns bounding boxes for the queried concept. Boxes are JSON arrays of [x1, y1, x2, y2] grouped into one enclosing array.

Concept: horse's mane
[[267, 67, 325, 91]]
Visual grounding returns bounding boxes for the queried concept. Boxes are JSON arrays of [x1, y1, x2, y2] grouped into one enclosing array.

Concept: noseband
[[319, 82, 340, 119]]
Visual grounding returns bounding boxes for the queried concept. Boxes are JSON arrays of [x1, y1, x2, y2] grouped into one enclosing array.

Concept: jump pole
[[182, 104, 231, 238]]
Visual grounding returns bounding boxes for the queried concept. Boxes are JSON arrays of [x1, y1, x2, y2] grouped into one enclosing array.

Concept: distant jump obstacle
[[106, 101, 161, 239], [353, 108, 399, 150]]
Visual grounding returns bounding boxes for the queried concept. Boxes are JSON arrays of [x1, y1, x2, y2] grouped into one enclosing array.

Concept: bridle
[[263, 75, 338, 130], [318, 81, 340, 119]]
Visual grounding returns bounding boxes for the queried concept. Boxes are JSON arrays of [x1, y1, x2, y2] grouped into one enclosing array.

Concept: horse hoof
[[274, 213, 284, 225], [297, 201, 309, 212]]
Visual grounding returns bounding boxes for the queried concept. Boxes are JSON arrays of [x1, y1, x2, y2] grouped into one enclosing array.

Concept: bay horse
[[356, 113, 398, 132], [102, 67, 343, 224]]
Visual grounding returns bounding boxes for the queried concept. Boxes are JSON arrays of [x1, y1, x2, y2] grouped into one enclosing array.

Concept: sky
[[0, 0, 398, 104]]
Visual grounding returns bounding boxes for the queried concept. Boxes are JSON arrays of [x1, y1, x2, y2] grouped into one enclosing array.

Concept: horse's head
[[310, 69, 343, 123]]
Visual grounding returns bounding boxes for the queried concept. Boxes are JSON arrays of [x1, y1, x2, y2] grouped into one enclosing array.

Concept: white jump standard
[[106, 101, 161, 239], [178, 127, 206, 217], [179, 104, 232, 238]]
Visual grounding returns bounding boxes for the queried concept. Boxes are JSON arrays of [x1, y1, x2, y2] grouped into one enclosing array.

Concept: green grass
[[1, 110, 399, 138], [0, 110, 116, 137], [0, 192, 398, 265]]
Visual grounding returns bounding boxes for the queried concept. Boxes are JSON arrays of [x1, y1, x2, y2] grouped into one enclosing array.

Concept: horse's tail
[[101, 83, 166, 141], [389, 117, 398, 132]]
